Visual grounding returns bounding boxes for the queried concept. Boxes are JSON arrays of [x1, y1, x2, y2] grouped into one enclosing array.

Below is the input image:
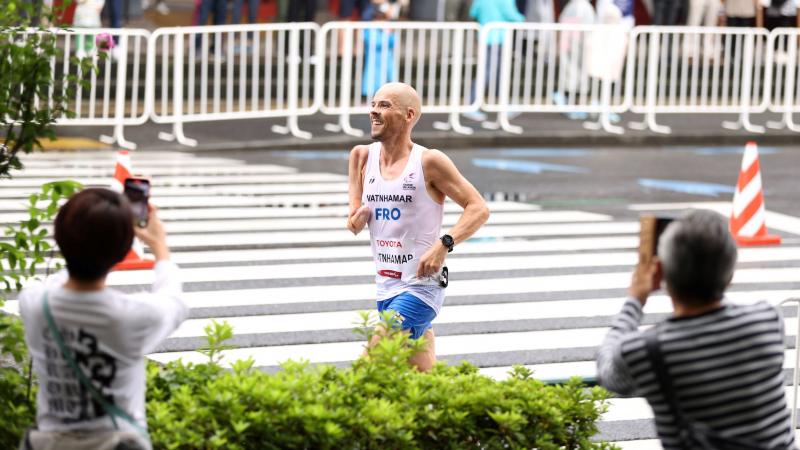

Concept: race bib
[[373, 237, 417, 281]]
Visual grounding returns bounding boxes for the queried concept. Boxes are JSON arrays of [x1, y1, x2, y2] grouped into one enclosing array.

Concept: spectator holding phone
[[596, 210, 795, 449], [18, 188, 187, 450]]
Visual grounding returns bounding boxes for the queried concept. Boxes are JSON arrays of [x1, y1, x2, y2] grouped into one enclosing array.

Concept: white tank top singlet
[[362, 142, 446, 313]]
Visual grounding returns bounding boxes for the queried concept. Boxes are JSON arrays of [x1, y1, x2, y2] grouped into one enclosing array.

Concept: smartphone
[[638, 215, 674, 264], [123, 177, 150, 228]]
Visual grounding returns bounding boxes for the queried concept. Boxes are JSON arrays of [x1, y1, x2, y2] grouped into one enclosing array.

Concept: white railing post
[[99, 34, 137, 149], [722, 31, 765, 133], [432, 28, 473, 135], [324, 26, 364, 137], [584, 77, 624, 134], [629, 30, 670, 133], [497, 27, 522, 134], [158, 32, 198, 147], [767, 31, 800, 132], [272, 26, 312, 139]]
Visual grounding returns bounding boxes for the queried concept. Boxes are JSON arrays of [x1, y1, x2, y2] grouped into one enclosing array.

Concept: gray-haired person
[[596, 210, 795, 449]]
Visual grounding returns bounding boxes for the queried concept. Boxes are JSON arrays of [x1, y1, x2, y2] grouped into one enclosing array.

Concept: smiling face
[[369, 83, 421, 141]]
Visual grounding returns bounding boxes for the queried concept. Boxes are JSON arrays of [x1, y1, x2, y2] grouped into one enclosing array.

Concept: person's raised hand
[[628, 259, 660, 306], [134, 205, 170, 261]]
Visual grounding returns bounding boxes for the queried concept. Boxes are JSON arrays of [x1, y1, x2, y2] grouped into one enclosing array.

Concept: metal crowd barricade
[[148, 23, 320, 146], [626, 26, 770, 134], [31, 28, 150, 149], [480, 23, 631, 135], [319, 21, 482, 136], [765, 29, 800, 132]]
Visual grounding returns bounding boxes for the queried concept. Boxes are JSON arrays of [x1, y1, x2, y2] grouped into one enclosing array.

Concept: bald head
[[374, 82, 422, 126]]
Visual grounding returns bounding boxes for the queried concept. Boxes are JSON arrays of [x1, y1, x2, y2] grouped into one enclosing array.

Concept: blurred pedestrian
[[763, 0, 799, 29], [597, 210, 795, 449], [652, 0, 684, 23], [17, 188, 187, 450], [686, 0, 721, 28], [362, 1, 399, 98], [287, 0, 317, 21], [723, 0, 763, 26], [553, 0, 595, 120], [142, 0, 170, 15], [195, 0, 227, 51], [101, 0, 123, 48], [464, 0, 525, 122], [73, 0, 104, 58], [232, 0, 259, 24]]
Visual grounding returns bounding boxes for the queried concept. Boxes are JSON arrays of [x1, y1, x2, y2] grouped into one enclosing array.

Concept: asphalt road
[[218, 143, 800, 220]]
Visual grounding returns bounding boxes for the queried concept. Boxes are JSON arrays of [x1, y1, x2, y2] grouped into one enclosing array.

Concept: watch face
[[442, 235, 454, 247]]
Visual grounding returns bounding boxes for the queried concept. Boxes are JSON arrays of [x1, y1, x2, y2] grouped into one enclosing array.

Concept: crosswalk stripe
[[18, 158, 248, 168], [157, 222, 641, 248], [160, 294, 800, 340], [0, 201, 541, 224], [158, 210, 611, 233], [97, 256, 800, 287], [604, 387, 800, 422], [0, 183, 352, 199], [166, 236, 637, 263], [146, 326, 800, 369], [11, 165, 298, 178], [0, 173, 348, 189]]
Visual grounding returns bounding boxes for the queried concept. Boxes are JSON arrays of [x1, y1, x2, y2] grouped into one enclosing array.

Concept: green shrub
[[0, 180, 82, 448], [147, 315, 616, 450]]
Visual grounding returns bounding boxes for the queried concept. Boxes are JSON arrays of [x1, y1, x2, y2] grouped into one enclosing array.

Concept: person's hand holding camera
[[629, 259, 660, 306], [134, 205, 170, 261]]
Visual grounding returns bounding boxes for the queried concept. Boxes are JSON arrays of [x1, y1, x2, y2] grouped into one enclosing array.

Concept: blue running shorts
[[376, 292, 437, 340]]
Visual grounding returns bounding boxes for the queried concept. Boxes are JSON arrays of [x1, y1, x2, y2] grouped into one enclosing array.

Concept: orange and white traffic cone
[[111, 149, 132, 193], [729, 141, 781, 246], [112, 150, 156, 270]]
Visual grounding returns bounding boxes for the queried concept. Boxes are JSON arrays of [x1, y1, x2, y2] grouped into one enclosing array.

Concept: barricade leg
[[432, 112, 474, 135], [584, 79, 624, 134], [432, 29, 473, 135], [158, 32, 199, 147], [498, 112, 523, 134], [766, 111, 800, 132], [629, 111, 671, 134], [99, 36, 138, 149], [629, 32, 671, 134], [272, 115, 313, 140], [722, 34, 764, 133], [324, 113, 364, 137], [495, 31, 522, 135], [158, 122, 198, 147], [722, 112, 765, 133], [767, 34, 799, 132], [100, 124, 137, 149], [273, 29, 313, 140]]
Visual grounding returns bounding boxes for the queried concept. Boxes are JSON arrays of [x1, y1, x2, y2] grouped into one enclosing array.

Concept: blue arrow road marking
[[270, 151, 350, 160], [638, 179, 736, 197], [473, 158, 590, 174], [494, 148, 589, 157]]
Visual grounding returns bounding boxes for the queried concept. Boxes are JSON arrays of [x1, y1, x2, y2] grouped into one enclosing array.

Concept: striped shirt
[[597, 298, 795, 449]]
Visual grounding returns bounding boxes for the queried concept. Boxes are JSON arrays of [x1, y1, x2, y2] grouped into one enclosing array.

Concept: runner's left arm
[[416, 150, 490, 278]]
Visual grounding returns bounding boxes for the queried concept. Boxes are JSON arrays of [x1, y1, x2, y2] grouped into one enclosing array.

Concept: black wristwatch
[[440, 234, 454, 253]]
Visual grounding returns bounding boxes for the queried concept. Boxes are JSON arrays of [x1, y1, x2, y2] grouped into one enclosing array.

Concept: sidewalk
[[52, 110, 800, 152]]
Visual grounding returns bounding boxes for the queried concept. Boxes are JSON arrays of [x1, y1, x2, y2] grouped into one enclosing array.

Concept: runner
[[346, 82, 490, 371]]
